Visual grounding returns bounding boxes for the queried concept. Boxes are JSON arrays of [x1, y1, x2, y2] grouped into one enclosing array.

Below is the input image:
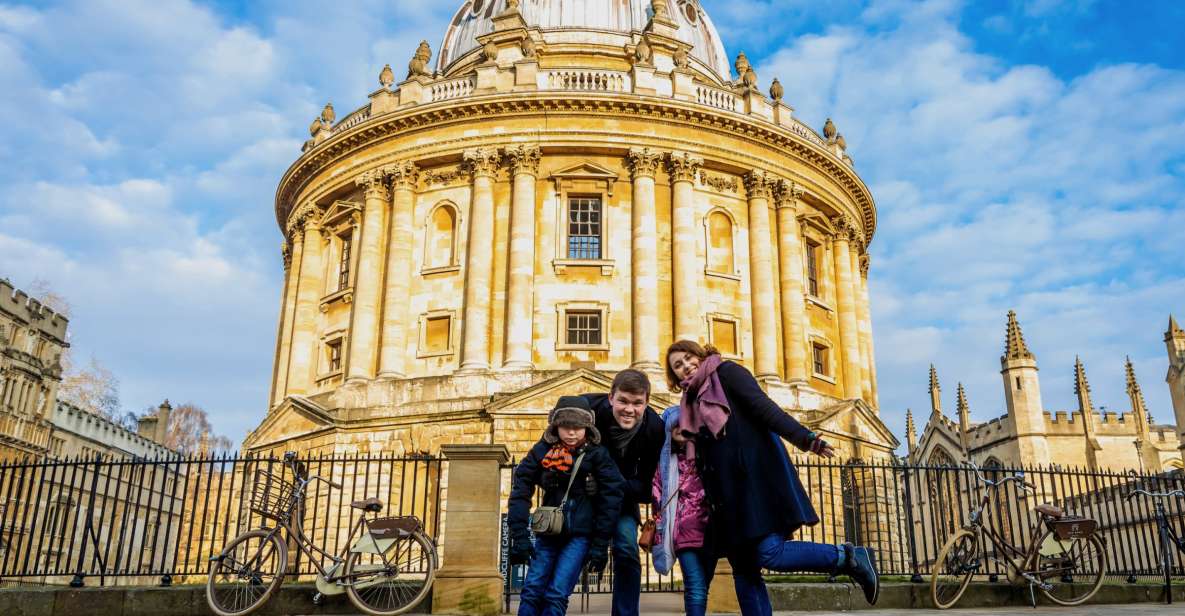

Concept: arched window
[[425, 203, 459, 271], [927, 447, 960, 543], [705, 209, 735, 274]]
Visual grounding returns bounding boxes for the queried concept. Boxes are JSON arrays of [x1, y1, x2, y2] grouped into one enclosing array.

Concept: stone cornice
[[666, 150, 703, 183], [626, 147, 663, 178], [275, 94, 877, 239]]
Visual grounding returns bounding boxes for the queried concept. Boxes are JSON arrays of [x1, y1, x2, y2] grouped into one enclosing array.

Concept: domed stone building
[[244, 0, 897, 461]]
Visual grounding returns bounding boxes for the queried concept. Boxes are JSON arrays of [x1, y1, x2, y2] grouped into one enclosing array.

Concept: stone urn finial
[[823, 118, 837, 141], [743, 67, 758, 89], [482, 40, 499, 63], [379, 63, 395, 88], [308, 116, 322, 137], [651, 0, 671, 21], [635, 37, 653, 65], [408, 40, 432, 77], [770, 78, 784, 101], [520, 36, 537, 58], [734, 51, 750, 80], [673, 47, 689, 69], [320, 102, 335, 124], [836, 133, 847, 150]]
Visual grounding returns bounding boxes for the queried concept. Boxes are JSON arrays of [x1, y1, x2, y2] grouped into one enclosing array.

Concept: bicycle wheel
[[345, 530, 438, 616], [1036, 530, 1106, 606], [206, 529, 287, 616], [931, 528, 980, 609]]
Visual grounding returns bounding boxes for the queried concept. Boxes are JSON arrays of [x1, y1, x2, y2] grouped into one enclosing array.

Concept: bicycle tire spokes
[[208, 532, 285, 616], [347, 532, 436, 615], [1035, 532, 1107, 606]]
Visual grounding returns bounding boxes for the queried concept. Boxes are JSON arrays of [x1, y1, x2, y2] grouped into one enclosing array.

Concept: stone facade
[[246, 0, 896, 465], [0, 278, 67, 463], [909, 311, 1184, 473]]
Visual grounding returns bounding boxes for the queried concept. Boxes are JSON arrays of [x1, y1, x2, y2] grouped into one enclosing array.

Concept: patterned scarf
[[540, 442, 581, 472], [677, 354, 731, 460]]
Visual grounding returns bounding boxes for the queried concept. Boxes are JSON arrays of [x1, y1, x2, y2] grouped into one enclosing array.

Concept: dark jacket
[[694, 361, 820, 554], [507, 439, 625, 553], [582, 393, 665, 520]]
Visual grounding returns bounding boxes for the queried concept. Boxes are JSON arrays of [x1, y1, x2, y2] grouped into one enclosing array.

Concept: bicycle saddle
[[350, 497, 384, 512], [1034, 503, 1063, 519]]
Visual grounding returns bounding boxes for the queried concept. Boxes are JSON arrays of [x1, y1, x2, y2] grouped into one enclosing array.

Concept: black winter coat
[[507, 440, 625, 553], [694, 361, 820, 554], [582, 393, 665, 521]]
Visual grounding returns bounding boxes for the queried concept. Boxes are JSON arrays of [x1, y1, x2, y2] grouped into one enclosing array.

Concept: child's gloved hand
[[508, 538, 535, 565], [585, 546, 609, 573]]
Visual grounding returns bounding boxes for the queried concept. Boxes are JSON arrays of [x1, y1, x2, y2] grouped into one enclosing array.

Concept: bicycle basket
[[1048, 516, 1097, 540], [248, 468, 298, 521]]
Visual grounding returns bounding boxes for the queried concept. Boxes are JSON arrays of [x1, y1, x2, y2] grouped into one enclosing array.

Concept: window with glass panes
[[812, 343, 828, 376], [337, 234, 353, 291], [328, 340, 343, 372], [806, 242, 820, 296], [567, 197, 602, 259], [565, 311, 602, 346]]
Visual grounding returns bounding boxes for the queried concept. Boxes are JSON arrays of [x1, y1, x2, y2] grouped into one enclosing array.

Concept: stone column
[[774, 180, 809, 385], [667, 151, 703, 341], [458, 148, 501, 373], [378, 161, 418, 379], [287, 211, 324, 394], [344, 170, 390, 384], [270, 238, 299, 406], [744, 170, 780, 381], [832, 218, 863, 399], [848, 237, 872, 401], [502, 145, 541, 369], [627, 147, 663, 369], [858, 254, 879, 408], [432, 444, 510, 615]]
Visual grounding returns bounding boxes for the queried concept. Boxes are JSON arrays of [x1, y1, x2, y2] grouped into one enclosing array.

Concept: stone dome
[[438, 0, 731, 81]]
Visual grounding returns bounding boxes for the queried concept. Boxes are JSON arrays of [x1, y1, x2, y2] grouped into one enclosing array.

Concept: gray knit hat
[[544, 395, 601, 445]]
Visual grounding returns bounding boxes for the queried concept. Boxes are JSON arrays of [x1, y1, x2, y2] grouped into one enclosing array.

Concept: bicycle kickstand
[[1028, 582, 1038, 608]]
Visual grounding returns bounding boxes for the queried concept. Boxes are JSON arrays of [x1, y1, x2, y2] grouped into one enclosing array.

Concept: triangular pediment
[[812, 398, 900, 451], [797, 210, 835, 234], [486, 369, 674, 417], [549, 161, 620, 182], [320, 199, 361, 227], [242, 396, 335, 452]]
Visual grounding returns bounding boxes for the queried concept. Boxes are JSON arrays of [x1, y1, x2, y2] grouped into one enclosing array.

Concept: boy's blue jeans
[[730, 534, 840, 616], [518, 535, 590, 616], [610, 514, 641, 616], [677, 548, 716, 616]]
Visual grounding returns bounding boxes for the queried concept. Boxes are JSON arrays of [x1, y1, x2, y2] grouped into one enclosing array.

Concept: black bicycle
[[1125, 485, 1185, 604]]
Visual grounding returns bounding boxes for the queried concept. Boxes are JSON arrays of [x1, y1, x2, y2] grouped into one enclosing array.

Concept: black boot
[[840, 543, 879, 605]]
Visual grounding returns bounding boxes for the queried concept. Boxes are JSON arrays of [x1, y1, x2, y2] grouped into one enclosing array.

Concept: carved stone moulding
[[698, 170, 737, 194]]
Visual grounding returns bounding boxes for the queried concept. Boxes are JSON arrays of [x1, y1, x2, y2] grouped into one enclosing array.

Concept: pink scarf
[[678, 354, 731, 460]]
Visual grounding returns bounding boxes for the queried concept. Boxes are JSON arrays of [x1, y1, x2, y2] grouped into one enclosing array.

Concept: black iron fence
[[0, 453, 443, 586], [499, 457, 1185, 603]]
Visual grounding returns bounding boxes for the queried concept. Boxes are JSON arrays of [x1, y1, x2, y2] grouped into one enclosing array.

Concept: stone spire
[[956, 382, 971, 452], [1002, 310, 1035, 363], [928, 364, 942, 416], [1073, 355, 1093, 413], [905, 408, 917, 455], [1168, 314, 1185, 457], [1169, 314, 1184, 338], [1125, 356, 1151, 436]]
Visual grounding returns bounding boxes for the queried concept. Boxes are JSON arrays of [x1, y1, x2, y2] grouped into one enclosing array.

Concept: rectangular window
[[567, 197, 602, 259], [710, 317, 738, 357], [424, 315, 452, 354], [806, 242, 820, 297], [337, 234, 353, 291], [812, 343, 829, 376], [565, 311, 602, 346], [328, 339, 343, 372]]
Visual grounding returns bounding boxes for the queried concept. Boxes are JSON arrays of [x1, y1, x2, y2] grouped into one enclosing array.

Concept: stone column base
[[431, 567, 503, 615]]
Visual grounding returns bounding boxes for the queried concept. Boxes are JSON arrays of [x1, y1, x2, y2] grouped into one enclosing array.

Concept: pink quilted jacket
[[651, 451, 709, 550]]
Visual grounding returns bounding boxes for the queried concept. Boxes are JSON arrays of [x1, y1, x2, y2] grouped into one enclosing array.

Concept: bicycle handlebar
[[962, 460, 1033, 491], [1125, 488, 1185, 501], [307, 475, 343, 490]]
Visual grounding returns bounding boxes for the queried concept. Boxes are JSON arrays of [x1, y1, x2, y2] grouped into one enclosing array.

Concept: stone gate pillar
[[432, 444, 510, 615]]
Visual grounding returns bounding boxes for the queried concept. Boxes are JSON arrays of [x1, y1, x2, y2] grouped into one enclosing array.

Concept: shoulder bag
[[529, 451, 586, 536]]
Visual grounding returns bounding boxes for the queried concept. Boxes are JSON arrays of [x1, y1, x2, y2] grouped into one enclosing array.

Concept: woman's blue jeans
[[730, 534, 840, 616], [518, 535, 590, 616], [677, 549, 716, 616]]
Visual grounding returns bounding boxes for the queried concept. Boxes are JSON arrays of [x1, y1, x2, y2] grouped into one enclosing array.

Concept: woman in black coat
[[664, 340, 880, 614]]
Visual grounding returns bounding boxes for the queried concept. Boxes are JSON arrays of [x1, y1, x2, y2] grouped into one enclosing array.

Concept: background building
[[0, 278, 67, 463], [247, 0, 897, 463], [908, 311, 1184, 472]]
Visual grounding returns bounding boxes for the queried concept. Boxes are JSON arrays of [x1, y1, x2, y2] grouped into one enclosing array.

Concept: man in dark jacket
[[507, 396, 625, 616], [581, 369, 665, 616]]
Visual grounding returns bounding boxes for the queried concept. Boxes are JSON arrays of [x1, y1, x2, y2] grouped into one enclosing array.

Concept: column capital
[[833, 215, 860, 243], [463, 147, 502, 179], [626, 147, 663, 179], [860, 254, 871, 279], [744, 169, 776, 200], [773, 179, 804, 210], [504, 144, 542, 176], [281, 240, 292, 271], [666, 151, 703, 183], [384, 160, 419, 191], [286, 201, 321, 237], [355, 168, 390, 201]]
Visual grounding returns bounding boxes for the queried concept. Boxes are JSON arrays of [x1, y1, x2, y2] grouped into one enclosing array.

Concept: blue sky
[[1, 0, 1182, 448]]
